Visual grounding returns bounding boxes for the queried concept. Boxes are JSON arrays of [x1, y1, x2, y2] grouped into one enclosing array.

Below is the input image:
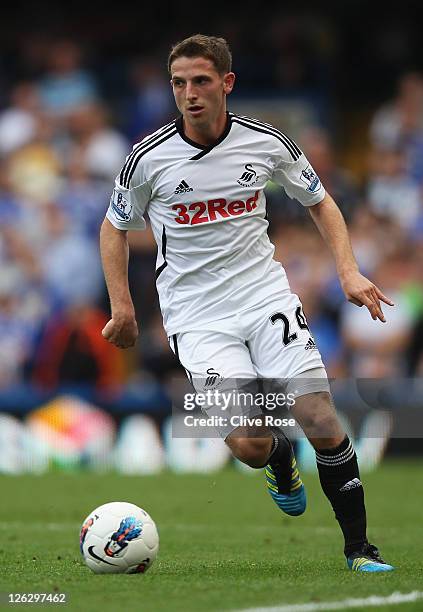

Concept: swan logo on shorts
[[300, 165, 321, 193], [111, 189, 132, 222], [204, 368, 223, 390]]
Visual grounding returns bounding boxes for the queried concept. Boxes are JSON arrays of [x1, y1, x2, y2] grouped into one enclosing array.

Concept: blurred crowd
[[0, 38, 422, 395]]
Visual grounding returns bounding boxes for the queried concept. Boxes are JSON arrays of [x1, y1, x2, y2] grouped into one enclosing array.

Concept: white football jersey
[[106, 112, 325, 335]]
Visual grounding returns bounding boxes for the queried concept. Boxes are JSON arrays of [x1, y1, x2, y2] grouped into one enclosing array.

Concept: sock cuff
[[316, 436, 355, 466]]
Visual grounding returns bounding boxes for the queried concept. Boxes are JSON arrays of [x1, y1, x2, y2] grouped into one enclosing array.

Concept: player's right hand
[[102, 315, 139, 349]]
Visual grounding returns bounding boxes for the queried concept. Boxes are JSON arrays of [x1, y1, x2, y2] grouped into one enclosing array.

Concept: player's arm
[[308, 192, 394, 322], [101, 146, 151, 348], [100, 218, 138, 348]]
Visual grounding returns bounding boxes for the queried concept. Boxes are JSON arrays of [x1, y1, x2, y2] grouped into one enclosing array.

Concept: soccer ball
[[79, 501, 159, 574]]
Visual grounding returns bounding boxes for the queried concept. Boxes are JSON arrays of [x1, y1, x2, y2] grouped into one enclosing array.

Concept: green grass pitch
[[0, 460, 422, 611]]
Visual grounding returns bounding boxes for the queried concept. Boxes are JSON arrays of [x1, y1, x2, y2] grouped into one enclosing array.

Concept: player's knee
[[303, 412, 345, 450], [306, 412, 338, 435], [297, 396, 343, 440], [227, 436, 272, 468]]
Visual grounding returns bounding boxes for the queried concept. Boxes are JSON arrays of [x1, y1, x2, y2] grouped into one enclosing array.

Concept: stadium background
[[0, 1, 423, 473]]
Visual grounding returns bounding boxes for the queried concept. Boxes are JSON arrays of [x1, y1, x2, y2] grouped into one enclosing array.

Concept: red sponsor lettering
[[227, 200, 245, 215], [190, 202, 208, 224], [172, 191, 260, 225], [172, 204, 189, 224], [207, 198, 230, 221], [245, 190, 259, 212]]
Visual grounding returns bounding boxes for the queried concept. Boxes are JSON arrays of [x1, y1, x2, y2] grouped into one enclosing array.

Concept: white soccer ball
[[79, 501, 159, 574]]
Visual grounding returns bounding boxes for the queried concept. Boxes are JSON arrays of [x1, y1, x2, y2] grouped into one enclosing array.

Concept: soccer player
[[100, 34, 395, 572]]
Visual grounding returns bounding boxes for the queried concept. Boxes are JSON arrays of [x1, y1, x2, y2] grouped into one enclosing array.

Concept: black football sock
[[266, 431, 294, 495], [315, 435, 367, 557]]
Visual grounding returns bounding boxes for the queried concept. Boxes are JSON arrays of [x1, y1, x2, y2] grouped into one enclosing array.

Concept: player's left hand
[[340, 271, 394, 322]]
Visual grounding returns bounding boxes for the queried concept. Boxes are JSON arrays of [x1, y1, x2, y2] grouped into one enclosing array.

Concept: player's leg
[[290, 389, 394, 572], [244, 292, 328, 518], [170, 326, 300, 513], [221, 408, 306, 517], [226, 421, 306, 516], [224, 418, 272, 466], [246, 291, 393, 566], [170, 327, 273, 467]]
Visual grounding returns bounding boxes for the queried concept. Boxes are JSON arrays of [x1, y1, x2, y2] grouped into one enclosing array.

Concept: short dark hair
[[168, 34, 232, 75]]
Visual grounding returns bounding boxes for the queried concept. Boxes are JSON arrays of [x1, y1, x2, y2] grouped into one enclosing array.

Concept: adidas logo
[[340, 478, 362, 492], [174, 180, 193, 194], [304, 337, 317, 350]]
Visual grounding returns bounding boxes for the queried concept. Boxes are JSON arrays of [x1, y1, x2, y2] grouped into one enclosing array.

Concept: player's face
[[170, 56, 235, 134]]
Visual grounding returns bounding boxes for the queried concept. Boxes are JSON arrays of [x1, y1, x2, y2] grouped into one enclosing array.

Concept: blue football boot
[[265, 435, 306, 517], [347, 543, 394, 572]]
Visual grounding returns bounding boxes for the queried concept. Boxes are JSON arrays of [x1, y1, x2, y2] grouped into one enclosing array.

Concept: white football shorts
[[169, 291, 330, 439]]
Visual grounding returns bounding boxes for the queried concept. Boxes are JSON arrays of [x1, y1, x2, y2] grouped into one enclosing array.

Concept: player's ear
[[223, 72, 235, 95]]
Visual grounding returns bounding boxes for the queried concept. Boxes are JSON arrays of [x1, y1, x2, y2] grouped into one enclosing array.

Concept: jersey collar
[[175, 112, 232, 159]]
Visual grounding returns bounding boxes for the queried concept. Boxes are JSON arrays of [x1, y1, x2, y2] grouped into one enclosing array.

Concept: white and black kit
[[107, 112, 330, 438]]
